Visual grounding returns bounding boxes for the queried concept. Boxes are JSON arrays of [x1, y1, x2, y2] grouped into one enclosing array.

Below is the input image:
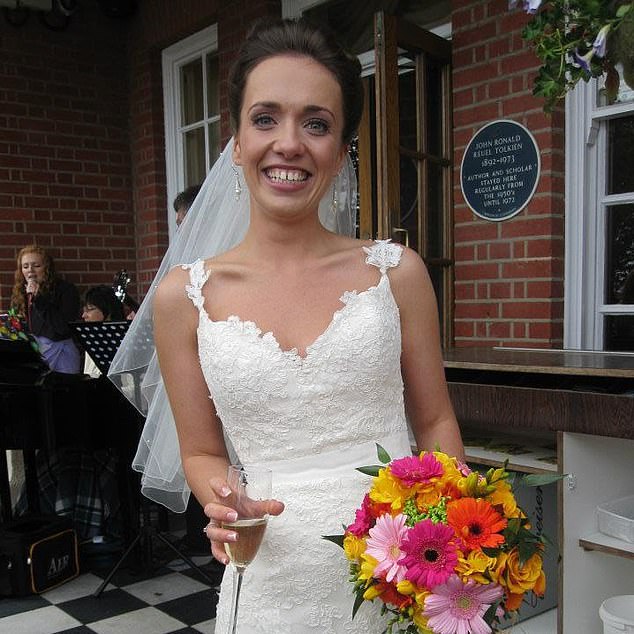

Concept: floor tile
[[0, 592, 49, 617], [43, 573, 110, 604], [0, 604, 81, 634], [58, 588, 147, 624], [192, 618, 216, 633], [157, 589, 218, 626], [122, 571, 212, 606], [86, 605, 185, 634]]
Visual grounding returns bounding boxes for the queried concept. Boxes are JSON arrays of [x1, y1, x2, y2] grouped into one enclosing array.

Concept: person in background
[[31, 284, 126, 542], [173, 183, 202, 227], [82, 285, 125, 378], [10, 245, 81, 373]]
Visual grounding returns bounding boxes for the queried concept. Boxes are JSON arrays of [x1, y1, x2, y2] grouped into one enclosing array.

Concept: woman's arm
[[391, 248, 465, 460], [154, 266, 282, 560]]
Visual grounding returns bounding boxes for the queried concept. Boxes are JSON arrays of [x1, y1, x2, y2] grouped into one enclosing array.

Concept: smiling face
[[232, 54, 347, 225], [21, 251, 46, 285]]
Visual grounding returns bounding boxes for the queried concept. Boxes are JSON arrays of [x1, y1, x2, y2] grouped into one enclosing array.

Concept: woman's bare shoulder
[[155, 264, 193, 308]]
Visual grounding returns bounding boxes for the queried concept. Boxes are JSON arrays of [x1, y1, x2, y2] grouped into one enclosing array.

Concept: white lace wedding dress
[[184, 240, 413, 633]]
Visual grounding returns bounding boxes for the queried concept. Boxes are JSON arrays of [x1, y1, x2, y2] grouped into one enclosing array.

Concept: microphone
[[26, 289, 34, 330]]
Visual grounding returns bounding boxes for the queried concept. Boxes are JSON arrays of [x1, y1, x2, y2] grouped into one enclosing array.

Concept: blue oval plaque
[[460, 119, 540, 222]]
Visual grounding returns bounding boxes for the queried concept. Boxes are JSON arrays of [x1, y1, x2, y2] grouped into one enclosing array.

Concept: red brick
[[502, 301, 558, 319]]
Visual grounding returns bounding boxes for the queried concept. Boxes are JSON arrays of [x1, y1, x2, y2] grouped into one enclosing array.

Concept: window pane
[[398, 154, 419, 252], [206, 53, 219, 117], [426, 161, 444, 259], [181, 58, 204, 126], [208, 121, 221, 167], [398, 58, 417, 153], [605, 204, 634, 304], [184, 127, 205, 187], [604, 316, 634, 351], [425, 61, 443, 156], [607, 115, 634, 195]]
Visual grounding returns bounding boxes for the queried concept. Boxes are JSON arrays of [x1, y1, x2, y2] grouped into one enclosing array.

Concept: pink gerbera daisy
[[390, 453, 444, 486], [347, 494, 373, 537], [423, 574, 504, 634], [400, 519, 458, 588], [365, 513, 408, 583]]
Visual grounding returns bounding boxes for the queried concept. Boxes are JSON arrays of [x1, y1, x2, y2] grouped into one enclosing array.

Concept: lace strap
[[182, 259, 210, 310], [362, 239, 403, 275]]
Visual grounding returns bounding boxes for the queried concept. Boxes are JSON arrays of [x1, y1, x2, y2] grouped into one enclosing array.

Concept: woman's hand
[[25, 278, 39, 295], [203, 477, 284, 564]]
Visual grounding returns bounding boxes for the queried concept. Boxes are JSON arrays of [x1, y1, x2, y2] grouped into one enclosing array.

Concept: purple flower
[[572, 49, 593, 73], [593, 25, 611, 58], [508, 0, 542, 13], [423, 574, 504, 634]]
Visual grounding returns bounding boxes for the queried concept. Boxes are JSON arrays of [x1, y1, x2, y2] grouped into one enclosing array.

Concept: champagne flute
[[222, 464, 272, 634]]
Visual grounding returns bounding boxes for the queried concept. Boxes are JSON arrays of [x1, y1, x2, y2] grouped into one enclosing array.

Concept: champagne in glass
[[222, 465, 272, 634]]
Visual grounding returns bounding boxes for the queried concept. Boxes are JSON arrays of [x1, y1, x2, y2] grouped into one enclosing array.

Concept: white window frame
[[565, 82, 634, 350], [162, 24, 218, 240]]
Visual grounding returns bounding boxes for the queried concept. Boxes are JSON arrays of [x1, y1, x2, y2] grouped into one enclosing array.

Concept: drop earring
[[232, 164, 242, 201], [330, 181, 337, 217]]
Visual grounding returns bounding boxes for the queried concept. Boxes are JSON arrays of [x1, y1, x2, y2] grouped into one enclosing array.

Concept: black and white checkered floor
[[0, 546, 223, 634]]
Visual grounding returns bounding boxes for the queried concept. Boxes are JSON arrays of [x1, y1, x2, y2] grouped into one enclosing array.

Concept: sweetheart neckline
[[197, 274, 394, 362]]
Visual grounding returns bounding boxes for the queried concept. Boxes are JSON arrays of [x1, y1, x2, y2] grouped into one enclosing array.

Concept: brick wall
[[0, 0, 282, 309], [127, 0, 280, 292], [451, 0, 565, 348], [0, 3, 136, 307]]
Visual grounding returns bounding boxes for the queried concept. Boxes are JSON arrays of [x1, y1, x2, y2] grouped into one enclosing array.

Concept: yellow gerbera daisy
[[369, 468, 409, 512], [343, 534, 366, 562]]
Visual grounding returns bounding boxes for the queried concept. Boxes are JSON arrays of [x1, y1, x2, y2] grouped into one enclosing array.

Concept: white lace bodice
[[183, 240, 412, 633]]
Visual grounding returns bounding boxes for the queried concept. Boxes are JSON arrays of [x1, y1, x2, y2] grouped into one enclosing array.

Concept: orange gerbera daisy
[[446, 497, 507, 551]]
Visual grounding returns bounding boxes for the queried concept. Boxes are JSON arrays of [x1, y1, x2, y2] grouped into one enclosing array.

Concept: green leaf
[[351, 585, 366, 619], [617, 4, 633, 18], [376, 443, 392, 464], [356, 465, 381, 477], [520, 473, 567, 487], [518, 538, 540, 565], [322, 534, 345, 548], [483, 599, 501, 625]]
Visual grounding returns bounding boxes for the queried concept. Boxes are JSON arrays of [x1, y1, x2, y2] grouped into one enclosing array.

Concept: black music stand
[[69, 321, 218, 596], [69, 320, 130, 376]]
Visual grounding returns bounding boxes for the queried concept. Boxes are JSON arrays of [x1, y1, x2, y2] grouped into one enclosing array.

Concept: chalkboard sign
[[460, 120, 540, 222]]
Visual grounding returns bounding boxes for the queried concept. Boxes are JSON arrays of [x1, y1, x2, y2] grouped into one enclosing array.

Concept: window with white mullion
[[566, 77, 634, 352], [163, 24, 218, 239]]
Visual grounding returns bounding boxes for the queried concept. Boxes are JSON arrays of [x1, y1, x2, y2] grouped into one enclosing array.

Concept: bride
[[112, 17, 463, 633]]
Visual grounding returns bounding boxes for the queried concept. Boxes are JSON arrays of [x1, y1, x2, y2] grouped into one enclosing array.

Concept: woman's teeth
[[266, 168, 308, 182]]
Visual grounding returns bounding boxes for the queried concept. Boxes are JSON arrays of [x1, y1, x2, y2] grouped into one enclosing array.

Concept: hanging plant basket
[[613, 11, 634, 89]]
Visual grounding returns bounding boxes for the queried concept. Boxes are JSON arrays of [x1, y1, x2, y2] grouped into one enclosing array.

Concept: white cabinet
[[562, 432, 634, 633]]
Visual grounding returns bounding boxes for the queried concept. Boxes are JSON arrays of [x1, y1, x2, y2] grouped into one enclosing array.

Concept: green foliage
[[519, 472, 567, 487], [377, 443, 392, 464], [322, 533, 345, 548], [514, 1, 634, 111]]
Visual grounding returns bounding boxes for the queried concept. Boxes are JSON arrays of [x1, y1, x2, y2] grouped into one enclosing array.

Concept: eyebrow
[[248, 101, 335, 119]]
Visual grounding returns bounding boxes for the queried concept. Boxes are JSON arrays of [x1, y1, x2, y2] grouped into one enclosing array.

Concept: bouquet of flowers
[[0, 308, 40, 352], [326, 446, 561, 634]]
